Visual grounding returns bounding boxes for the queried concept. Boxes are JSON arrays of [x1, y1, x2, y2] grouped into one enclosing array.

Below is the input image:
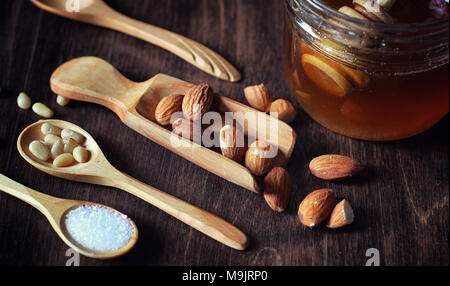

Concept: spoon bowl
[[0, 174, 138, 259], [17, 119, 249, 251], [17, 119, 107, 185], [50, 56, 297, 193]]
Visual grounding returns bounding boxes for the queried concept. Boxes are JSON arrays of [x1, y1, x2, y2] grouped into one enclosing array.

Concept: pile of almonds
[[153, 82, 295, 212], [242, 84, 299, 212], [155, 83, 288, 166], [244, 84, 297, 124], [297, 155, 364, 229], [153, 82, 363, 229]]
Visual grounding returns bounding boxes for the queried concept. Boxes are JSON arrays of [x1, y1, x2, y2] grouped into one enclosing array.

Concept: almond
[[154, 94, 184, 125], [327, 199, 355, 229], [244, 84, 273, 112], [171, 118, 202, 144], [245, 140, 275, 176], [298, 189, 336, 228], [263, 167, 292, 212], [309, 154, 363, 180], [269, 99, 297, 124], [182, 83, 214, 121], [205, 114, 242, 147], [220, 125, 245, 163]]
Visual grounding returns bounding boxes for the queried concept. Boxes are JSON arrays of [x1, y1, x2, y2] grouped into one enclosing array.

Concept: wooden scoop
[[0, 173, 138, 259], [17, 119, 249, 250], [30, 0, 240, 82], [50, 57, 296, 193]]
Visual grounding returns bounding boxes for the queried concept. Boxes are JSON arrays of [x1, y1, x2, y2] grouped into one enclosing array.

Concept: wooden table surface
[[0, 0, 448, 266]]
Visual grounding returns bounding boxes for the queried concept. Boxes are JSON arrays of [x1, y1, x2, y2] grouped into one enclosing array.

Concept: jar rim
[[285, 0, 449, 74], [288, 0, 449, 34]]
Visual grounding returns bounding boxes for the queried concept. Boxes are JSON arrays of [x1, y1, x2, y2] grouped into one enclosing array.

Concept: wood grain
[[0, 0, 448, 266]]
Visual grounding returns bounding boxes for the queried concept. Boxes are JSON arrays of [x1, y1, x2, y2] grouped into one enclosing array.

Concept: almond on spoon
[[244, 84, 273, 112], [219, 125, 245, 163], [182, 83, 214, 121], [154, 94, 184, 126]]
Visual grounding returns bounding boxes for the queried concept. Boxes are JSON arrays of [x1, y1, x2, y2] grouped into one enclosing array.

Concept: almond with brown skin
[[298, 189, 336, 228], [220, 125, 245, 163], [171, 118, 202, 144], [182, 83, 214, 121], [269, 99, 297, 124], [244, 84, 273, 112], [263, 167, 292, 212], [245, 140, 276, 176], [154, 94, 184, 125], [309, 154, 363, 180], [327, 199, 355, 229]]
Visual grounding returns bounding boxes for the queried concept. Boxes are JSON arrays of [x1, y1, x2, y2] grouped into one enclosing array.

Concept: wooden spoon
[[0, 173, 138, 259], [17, 119, 249, 251], [50, 56, 297, 193], [30, 0, 241, 82]]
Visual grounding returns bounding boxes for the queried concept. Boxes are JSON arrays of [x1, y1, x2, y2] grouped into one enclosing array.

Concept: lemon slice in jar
[[301, 54, 353, 97]]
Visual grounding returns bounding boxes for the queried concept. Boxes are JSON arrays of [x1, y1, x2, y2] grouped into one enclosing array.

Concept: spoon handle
[[0, 174, 55, 213], [87, 3, 240, 82], [112, 172, 249, 250]]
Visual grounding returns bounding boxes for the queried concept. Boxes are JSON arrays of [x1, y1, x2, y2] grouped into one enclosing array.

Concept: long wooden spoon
[[30, 0, 241, 82], [50, 56, 297, 193], [17, 119, 249, 251], [0, 173, 138, 259]]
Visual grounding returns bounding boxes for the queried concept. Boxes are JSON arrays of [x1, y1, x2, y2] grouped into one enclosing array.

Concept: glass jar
[[283, 0, 449, 141]]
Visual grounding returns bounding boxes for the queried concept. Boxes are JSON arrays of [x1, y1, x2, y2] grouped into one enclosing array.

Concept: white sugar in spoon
[[0, 173, 138, 259]]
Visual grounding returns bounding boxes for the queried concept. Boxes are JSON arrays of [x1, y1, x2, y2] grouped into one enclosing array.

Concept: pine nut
[[17, 92, 32, 110], [63, 138, 78, 153], [29, 140, 50, 161], [61, 129, 84, 144], [44, 134, 61, 146], [73, 146, 89, 163], [32, 102, 54, 118], [41, 123, 62, 136], [51, 139, 64, 159], [56, 95, 70, 106], [53, 153, 74, 167]]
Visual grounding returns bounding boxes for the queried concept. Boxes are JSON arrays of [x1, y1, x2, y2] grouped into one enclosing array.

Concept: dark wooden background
[[0, 0, 448, 266]]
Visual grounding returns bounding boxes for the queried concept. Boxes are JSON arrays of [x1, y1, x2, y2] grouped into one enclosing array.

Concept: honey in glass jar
[[283, 0, 449, 140]]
